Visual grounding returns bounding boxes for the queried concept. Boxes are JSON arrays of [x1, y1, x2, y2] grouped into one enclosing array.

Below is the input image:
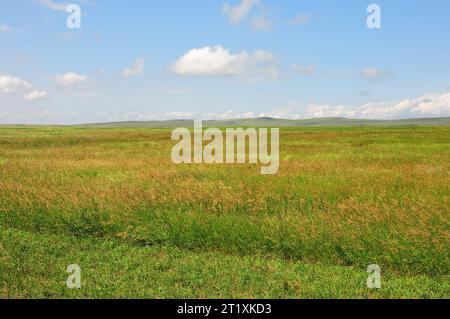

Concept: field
[[0, 125, 449, 298]]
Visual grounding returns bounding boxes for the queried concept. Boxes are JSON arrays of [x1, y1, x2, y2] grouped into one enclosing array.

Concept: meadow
[[0, 125, 449, 298]]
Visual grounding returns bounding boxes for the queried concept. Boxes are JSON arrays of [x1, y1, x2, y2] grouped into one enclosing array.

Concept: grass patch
[[1, 228, 448, 299]]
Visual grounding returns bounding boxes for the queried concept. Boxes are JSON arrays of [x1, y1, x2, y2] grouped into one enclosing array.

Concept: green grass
[[1, 228, 448, 299], [0, 125, 449, 298]]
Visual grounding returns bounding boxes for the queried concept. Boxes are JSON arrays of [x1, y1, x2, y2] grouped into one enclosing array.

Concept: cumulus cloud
[[0, 24, 12, 33], [130, 92, 450, 120], [24, 89, 48, 101], [122, 58, 145, 78], [171, 45, 279, 79], [222, 0, 260, 25], [0, 74, 47, 101], [0, 74, 31, 94], [360, 92, 450, 117], [292, 64, 316, 76], [268, 92, 450, 119], [34, 0, 68, 11], [361, 68, 393, 80], [55, 72, 88, 86], [412, 92, 450, 115]]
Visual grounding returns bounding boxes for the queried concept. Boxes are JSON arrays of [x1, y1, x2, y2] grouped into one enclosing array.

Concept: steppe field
[[0, 125, 449, 299]]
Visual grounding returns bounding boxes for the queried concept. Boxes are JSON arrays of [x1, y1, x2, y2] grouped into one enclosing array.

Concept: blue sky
[[1, 0, 450, 124]]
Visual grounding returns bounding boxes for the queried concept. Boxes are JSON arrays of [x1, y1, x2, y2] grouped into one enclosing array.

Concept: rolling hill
[[78, 116, 450, 128]]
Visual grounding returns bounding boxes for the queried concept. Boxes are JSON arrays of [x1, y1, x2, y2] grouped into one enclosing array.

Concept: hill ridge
[[78, 116, 450, 127]]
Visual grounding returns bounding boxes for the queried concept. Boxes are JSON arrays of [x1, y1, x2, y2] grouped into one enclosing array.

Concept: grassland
[[0, 125, 449, 298]]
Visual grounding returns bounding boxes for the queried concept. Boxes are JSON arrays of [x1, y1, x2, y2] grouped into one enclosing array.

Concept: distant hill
[[79, 117, 450, 128]]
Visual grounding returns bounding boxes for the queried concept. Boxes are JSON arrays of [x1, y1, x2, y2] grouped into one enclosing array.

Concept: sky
[[1, 0, 450, 124]]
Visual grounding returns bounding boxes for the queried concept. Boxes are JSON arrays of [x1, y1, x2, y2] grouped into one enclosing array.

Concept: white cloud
[[165, 112, 195, 118], [222, 0, 260, 25], [290, 14, 309, 25], [55, 72, 87, 86], [171, 45, 279, 79], [0, 24, 12, 33], [0, 74, 31, 94], [269, 92, 450, 119], [122, 58, 145, 78], [358, 92, 450, 117], [24, 89, 48, 101], [292, 64, 316, 76], [34, 0, 68, 11], [148, 92, 450, 120], [3, 90, 448, 123], [361, 68, 393, 80]]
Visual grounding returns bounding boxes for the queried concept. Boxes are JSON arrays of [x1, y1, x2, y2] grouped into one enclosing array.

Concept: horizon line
[[1, 116, 450, 127]]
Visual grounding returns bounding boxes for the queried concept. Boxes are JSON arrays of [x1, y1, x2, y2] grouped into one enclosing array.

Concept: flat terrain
[[0, 125, 449, 298]]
